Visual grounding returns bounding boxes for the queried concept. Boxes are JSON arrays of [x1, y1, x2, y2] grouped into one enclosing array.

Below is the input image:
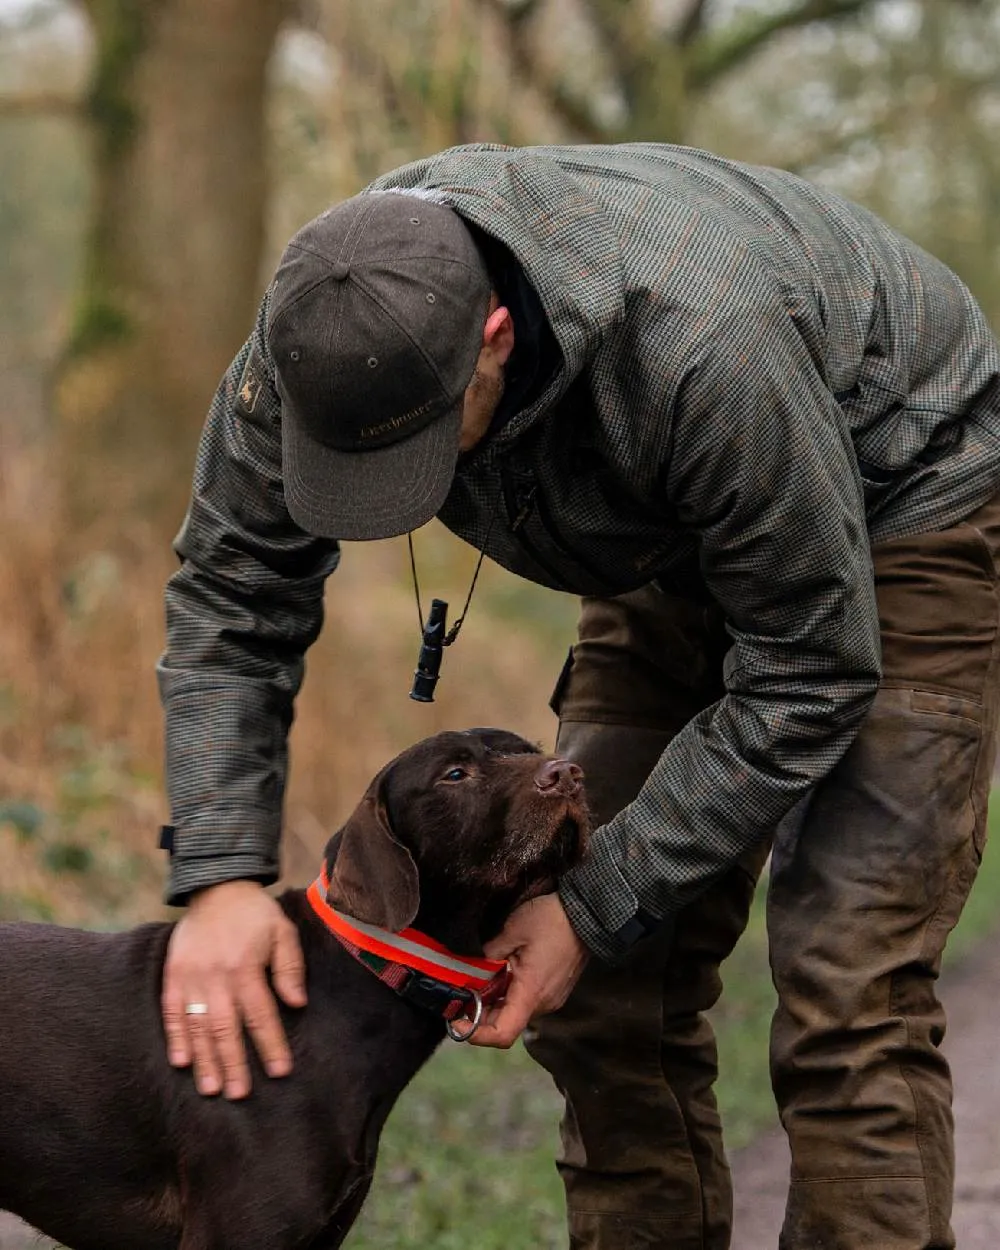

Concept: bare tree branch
[[688, 0, 868, 88], [782, 64, 1000, 175], [475, 0, 607, 140], [579, 0, 635, 88], [675, 0, 711, 47], [578, 0, 672, 134]]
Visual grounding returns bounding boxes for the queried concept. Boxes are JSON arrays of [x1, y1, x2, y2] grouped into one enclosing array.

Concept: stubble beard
[[471, 366, 505, 415]]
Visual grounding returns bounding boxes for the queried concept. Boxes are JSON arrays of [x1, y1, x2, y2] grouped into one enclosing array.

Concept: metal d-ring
[[446, 990, 483, 1043]]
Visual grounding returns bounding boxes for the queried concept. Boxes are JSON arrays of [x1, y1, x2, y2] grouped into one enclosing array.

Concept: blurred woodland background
[[1, 2, 1000, 1245], [3, 0, 1000, 926]]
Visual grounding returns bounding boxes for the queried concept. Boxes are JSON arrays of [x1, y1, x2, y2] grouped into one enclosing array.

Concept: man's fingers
[[184, 990, 224, 1097], [161, 977, 193, 1069], [468, 977, 534, 1049], [481, 930, 518, 962], [270, 920, 308, 1009], [469, 895, 589, 1050], [238, 972, 293, 1079], [481, 894, 557, 961], [161, 883, 306, 1097], [205, 986, 251, 1100], [469, 1003, 530, 1049]]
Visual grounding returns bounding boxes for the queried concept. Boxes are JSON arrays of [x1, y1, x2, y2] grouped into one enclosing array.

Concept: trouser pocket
[[550, 585, 729, 732]]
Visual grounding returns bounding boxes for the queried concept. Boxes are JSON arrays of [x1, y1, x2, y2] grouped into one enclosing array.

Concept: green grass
[[347, 811, 1000, 1249], [349, 1045, 566, 1250]]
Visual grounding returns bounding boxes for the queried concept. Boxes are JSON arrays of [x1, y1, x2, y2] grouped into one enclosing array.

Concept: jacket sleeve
[[157, 289, 341, 904], [559, 281, 883, 962]]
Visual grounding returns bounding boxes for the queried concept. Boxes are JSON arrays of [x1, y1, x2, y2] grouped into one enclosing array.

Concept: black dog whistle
[[410, 599, 448, 702]]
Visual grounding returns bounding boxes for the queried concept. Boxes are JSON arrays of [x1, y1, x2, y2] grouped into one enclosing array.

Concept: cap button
[[329, 260, 350, 280]]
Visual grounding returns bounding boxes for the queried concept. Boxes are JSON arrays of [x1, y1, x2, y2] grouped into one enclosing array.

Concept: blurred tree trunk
[[55, 0, 287, 528], [481, 0, 871, 145]]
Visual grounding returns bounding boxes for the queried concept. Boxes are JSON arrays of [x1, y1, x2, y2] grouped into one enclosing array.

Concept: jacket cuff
[[558, 830, 662, 964], [163, 818, 280, 905]]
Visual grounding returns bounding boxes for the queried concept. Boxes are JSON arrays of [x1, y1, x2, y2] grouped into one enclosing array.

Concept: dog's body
[[0, 730, 588, 1250]]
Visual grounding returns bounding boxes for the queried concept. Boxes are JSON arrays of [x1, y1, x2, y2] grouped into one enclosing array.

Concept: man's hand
[[162, 880, 307, 1099], [468, 892, 589, 1049]]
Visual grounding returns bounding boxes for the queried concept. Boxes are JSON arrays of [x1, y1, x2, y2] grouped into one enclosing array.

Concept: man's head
[[267, 193, 514, 542]]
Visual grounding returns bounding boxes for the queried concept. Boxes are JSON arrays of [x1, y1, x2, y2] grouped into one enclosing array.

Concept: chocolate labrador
[[0, 728, 588, 1250]]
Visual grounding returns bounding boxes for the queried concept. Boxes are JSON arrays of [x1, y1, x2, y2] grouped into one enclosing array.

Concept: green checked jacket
[[160, 143, 1000, 961]]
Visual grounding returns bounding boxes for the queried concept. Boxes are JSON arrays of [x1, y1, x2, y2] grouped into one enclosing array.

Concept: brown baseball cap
[[267, 193, 492, 541]]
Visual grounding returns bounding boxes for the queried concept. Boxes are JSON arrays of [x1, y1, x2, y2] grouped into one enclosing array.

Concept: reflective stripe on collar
[[306, 867, 507, 994]]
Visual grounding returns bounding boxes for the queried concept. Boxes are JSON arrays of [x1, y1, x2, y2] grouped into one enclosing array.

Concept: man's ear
[[483, 303, 515, 368], [324, 776, 419, 932]]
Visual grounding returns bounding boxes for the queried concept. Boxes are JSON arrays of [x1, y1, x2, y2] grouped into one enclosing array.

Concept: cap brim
[[282, 397, 463, 541]]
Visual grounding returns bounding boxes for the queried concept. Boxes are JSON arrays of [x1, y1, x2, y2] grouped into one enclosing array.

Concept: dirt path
[[2, 938, 998, 1249], [731, 934, 1000, 1248]]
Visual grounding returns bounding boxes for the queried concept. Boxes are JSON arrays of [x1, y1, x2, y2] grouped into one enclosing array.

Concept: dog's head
[[322, 729, 589, 952]]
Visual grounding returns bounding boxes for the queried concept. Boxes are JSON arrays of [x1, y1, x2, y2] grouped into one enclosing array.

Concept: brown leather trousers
[[526, 494, 1000, 1250]]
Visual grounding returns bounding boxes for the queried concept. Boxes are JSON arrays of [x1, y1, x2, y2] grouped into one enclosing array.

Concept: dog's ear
[[324, 778, 419, 932]]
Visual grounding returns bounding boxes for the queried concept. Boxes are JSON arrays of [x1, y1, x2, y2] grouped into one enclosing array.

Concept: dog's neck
[[299, 864, 508, 1041], [410, 886, 505, 958], [321, 831, 492, 956]]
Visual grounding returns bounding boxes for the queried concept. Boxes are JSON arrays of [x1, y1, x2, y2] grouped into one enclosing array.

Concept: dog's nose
[[535, 758, 584, 798]]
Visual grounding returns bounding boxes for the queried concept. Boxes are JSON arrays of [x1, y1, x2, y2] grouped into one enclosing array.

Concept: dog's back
[[0, 904, 442, 1250], [0, 922, 182, 1248]]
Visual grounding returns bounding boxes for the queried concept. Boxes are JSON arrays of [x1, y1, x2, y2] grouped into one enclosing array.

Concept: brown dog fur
[[0, 728, 588, 1250]]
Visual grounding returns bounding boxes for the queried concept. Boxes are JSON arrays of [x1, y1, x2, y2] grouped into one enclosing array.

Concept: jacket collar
[[370, 147, 627, 443]]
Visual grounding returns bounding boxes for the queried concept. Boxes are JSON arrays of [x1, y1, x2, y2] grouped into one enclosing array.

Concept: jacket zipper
[[501, 463, 622, 591], [500, 467, 571, 588]]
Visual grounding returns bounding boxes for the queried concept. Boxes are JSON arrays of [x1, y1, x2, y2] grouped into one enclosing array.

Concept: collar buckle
[[397, 970, 475, 1018]]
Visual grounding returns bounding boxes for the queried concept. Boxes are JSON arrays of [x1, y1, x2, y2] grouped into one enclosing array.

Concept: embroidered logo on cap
[[236, 357, 263, 415], [359, 399, 437, 442]]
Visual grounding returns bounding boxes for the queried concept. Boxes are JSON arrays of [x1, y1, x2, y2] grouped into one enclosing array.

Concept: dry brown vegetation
[[0, 440, 575, 927]]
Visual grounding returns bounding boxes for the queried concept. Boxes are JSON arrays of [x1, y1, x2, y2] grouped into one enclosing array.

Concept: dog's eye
[[442, 767, 469, 782]]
